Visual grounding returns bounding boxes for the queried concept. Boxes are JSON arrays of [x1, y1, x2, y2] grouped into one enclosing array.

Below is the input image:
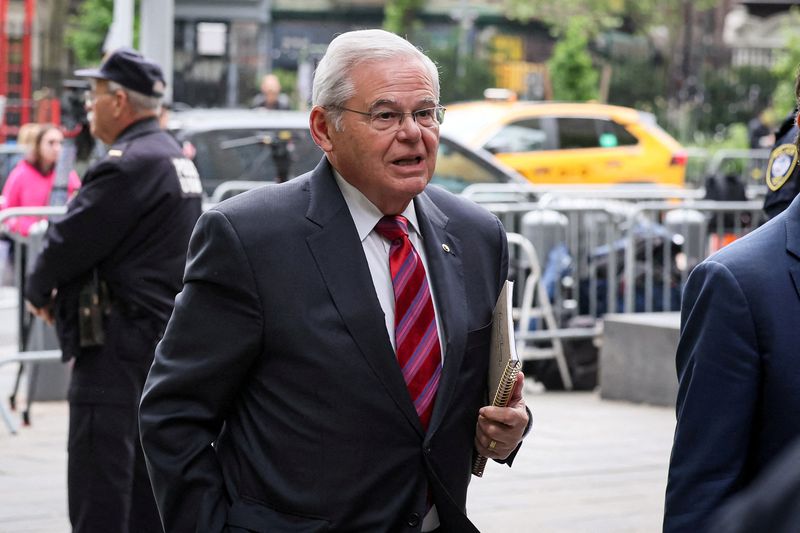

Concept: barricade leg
[[9, 362, 22, 409], [0, 397, 19, 434]]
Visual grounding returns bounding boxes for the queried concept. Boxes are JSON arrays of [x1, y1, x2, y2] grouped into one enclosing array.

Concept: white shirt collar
[[333, 169, 422, 242]]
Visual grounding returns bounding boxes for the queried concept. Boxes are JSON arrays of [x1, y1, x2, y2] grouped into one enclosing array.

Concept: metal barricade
[[479, 200, 630, 324], [705, 148, 771, 185], [0, 206, 68, 434], [462, 182, 705, 201], [621, 200, 765, 313], [473, 194, 767, 321], [507, 232, 572, 390], [0, 350, 62, 434]]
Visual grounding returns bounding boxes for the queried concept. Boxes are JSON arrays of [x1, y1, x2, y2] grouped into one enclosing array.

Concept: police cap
[[75, 47, 165, 97]]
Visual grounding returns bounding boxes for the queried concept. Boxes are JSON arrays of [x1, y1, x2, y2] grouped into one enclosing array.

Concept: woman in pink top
[[1, 124, 81, 236]]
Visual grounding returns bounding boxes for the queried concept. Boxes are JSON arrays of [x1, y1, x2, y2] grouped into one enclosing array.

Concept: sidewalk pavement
[[0, 363, 677, 533]]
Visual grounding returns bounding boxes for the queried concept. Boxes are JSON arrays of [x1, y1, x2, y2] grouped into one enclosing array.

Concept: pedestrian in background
[[747, 108, 774, 149], [140, 29, 531, 532], [1, 124, 81, 236], [4, 122, 40, 171], [663, 64, 800, 532], [24, 47, 202, 533], [250, 72, 290, 110]]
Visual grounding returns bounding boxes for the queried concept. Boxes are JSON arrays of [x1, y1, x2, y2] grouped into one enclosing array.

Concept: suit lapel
[[414, 192, 468, 438], [304, 160, 423, 433]]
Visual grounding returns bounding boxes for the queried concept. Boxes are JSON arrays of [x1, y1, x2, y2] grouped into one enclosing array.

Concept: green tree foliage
[[66, 0, 113, 66], [67, 0, 140, 67], [271, 68, 298, 108], [504, 0, 717, 37], [504, 0, 624, 36], [382, 1, 494, 104], [606, 57, 667, 112], [700, 66, 779, 134], [548, 19, 599, 101], [771, 9, 800, 115], [425, 35, 495, 104], [383, 0, 425, 38]]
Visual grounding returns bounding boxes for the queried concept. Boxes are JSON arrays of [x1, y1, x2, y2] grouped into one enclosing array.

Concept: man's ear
[[309, 106, 334, 153], [113, 89, 128, 119]]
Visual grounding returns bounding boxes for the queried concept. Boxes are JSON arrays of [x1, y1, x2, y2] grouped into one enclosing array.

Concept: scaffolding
[[0, 0, 35, 142]]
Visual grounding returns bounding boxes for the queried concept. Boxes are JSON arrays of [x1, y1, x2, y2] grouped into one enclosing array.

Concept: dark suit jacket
[[139, 158, 510, 532], [663, 194, 800, 532], [709, 436, 800, 533]]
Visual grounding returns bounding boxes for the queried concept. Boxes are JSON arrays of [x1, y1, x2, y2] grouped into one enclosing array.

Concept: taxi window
[[557, 118, 599, 149], [484, 119, 547, 154], [600, 120, 638, 146], [557, 117, 639, 149]]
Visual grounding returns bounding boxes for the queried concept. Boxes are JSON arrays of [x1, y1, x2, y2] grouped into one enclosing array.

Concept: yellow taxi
[[440, 97, 687, 187]]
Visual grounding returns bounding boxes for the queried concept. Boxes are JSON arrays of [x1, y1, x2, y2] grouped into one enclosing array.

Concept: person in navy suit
[[664, 194, 800, 528], [139, 29, 532, 532]]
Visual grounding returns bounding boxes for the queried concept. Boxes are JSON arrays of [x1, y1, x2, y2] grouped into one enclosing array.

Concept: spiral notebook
[[472, 280, 522, 477]]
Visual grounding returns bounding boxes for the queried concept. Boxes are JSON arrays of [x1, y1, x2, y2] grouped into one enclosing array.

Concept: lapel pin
[[442, 244, 452, 253]]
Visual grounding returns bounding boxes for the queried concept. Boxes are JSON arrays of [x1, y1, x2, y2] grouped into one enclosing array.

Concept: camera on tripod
[[60, 79, 95, 162]]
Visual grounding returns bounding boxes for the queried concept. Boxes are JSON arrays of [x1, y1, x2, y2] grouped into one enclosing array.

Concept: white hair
[[107, 80, 161, 114], [312, 29, 440, 130]]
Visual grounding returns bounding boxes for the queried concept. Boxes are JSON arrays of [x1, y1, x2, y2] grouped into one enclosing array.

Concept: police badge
[[766, 143, 798, 191]]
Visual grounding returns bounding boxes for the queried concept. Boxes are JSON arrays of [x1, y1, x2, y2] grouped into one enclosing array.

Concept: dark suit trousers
[[68, 402, 163, 533]]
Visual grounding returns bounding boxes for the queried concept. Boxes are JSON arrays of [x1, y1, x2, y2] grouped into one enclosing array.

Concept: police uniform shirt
[[25, 117, 203, 360], [763, 111, 800, 219]]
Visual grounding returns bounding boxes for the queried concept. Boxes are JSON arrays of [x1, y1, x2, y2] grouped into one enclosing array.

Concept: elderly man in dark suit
[[663, 189, 800, 531], [139, 29, 531, 532]]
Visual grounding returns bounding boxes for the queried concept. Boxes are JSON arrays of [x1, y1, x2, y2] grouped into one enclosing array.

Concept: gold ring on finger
[[488, 440, 497, 450]]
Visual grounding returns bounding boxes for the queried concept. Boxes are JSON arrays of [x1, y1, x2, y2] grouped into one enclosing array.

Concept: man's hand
[[475, 371, 530, 460], [26, 300, 54, 325]]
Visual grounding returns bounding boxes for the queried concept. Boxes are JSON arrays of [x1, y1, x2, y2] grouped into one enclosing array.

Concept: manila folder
[[472, 280, 522, 477], [488, 279, 519, 402]]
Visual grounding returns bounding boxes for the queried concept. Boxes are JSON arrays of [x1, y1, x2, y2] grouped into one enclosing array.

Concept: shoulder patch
[[172, 158, 203, 196], [766, 143, 798, 191]]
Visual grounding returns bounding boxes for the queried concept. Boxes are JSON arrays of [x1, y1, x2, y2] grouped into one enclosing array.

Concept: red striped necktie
[[375, 215, 442, 431]]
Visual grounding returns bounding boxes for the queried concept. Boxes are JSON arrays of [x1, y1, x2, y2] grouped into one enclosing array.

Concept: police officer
[[763, 107, 799, 219], [763, 66, 800, 219], [24, 48, 202, 532]]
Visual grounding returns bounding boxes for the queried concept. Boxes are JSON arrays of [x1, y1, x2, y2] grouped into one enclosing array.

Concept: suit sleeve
[[26, 163, 141, 306], [663, 260, 760, 532], [139, 209, 264, 533], [708, 437, 800, 533], [496, 215, 510, 293]]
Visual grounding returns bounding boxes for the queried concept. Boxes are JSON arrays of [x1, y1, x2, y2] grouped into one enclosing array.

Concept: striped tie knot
[[375, 215, 409, 244]]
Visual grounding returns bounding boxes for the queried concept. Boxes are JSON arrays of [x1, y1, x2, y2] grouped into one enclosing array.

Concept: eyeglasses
[[85, 90, 115, 105], [336, 105, 445, 132]]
